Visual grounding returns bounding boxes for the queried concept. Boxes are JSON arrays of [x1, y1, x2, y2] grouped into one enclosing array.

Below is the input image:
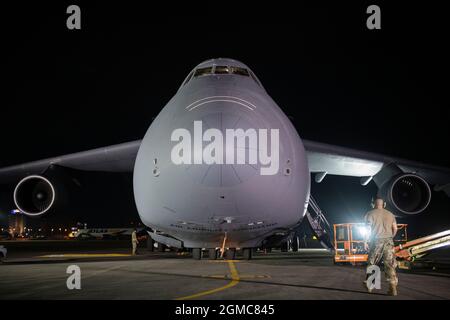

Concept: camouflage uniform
[[367, 237, 398, 286], [132, 231, 138, 255]]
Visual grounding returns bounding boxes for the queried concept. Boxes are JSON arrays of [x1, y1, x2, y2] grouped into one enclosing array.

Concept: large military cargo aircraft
[[1, 58, 449, 259]]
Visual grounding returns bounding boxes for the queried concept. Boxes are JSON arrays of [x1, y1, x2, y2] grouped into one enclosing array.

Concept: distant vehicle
[[30, 235, 47, 240], [75, 228, 144, 240], [0, 245, 7, 261]]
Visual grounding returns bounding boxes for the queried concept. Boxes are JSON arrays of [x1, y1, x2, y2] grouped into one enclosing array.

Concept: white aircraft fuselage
[[133, 58, 310, 249]]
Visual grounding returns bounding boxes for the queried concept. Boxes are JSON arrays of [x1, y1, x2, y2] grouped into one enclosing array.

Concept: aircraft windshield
[[194, 67, 213, 77], [193, 66, 250, 78], [183, 65, 256, 87]]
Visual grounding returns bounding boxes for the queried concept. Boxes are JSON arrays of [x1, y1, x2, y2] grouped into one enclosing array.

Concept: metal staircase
[[305, 195, 334, 251]]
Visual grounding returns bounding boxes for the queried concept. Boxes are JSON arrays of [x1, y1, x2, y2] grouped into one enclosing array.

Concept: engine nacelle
[[14, 175, 57, 216], [380, 173, 431, 215]]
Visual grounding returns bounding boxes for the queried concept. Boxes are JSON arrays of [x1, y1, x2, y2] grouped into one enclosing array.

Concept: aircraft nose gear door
[[306, 196, 334, 251]]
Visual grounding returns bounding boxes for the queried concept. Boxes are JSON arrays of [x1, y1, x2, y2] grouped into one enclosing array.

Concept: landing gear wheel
[[242, 248, 253, 260], [281, 242, 288, 252], [192, 248, 202, 260], [225, 248, 236, 260], [157, 243, 166, 252], [292, 237, 299, 252], [147, 237, 155, 252], [208, 248, 218, 260]]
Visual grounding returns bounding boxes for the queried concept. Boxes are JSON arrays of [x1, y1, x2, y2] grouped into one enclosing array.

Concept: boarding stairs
[[305, 195, 334, 251]]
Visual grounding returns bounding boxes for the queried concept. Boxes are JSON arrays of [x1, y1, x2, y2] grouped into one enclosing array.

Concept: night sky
[[1, 2, 449, 236]]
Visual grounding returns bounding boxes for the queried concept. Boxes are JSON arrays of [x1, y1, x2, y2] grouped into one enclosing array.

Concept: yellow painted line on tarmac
[[36, 253, 131, 258], [175, 260, 240, 300], [203, 274, 270, 279], [208, 259, 241, 263]]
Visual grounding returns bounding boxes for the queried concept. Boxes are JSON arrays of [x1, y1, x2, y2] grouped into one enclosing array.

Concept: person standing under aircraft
[[364, 197, 398, 296], [131, 229, 139, 256]]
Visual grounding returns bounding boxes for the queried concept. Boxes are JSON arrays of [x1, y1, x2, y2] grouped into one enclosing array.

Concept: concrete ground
[[1, 249, 450, 300]]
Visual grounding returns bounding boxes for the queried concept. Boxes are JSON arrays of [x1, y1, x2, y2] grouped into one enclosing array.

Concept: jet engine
[[379, 173, 431, 215], [13, 175, 58, 216]]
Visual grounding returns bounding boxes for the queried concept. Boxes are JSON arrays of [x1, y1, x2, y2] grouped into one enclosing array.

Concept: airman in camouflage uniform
[[368, 238, 398, 286], [364, 198, 398, 296]]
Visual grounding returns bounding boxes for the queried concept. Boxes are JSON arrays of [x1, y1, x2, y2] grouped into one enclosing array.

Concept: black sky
[[1, 2, 449, 234]]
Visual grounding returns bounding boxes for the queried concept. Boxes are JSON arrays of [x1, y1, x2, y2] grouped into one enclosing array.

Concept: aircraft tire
[[192, 248, 202, 260], [242, 248, 252, 260], [147, 237, 155, 252], [225, 248, 236, 260], [208, 248, 218, 260], [292, 237, 299, 252]]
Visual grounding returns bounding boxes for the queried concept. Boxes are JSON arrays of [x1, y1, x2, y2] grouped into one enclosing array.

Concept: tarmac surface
[[1, 242, 450, 300]]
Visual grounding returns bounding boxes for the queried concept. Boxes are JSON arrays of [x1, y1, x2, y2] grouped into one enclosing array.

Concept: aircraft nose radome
[[185, 112, 260, 188]]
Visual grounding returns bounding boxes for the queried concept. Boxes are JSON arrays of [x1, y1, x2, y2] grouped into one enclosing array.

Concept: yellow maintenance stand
[[333, 223, 408, 265]]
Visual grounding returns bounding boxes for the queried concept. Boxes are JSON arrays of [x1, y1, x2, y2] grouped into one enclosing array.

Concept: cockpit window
[[191, 65, 254, 81], [214, 66, 230, 74], [194, 67, 213, 77], [231, 66, 249, 76]]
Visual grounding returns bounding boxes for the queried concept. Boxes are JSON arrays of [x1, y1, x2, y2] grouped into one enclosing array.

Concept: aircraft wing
[[0, 140, 142, 184], [1, 138, 449, 195], [303, 139, 450, 195]]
